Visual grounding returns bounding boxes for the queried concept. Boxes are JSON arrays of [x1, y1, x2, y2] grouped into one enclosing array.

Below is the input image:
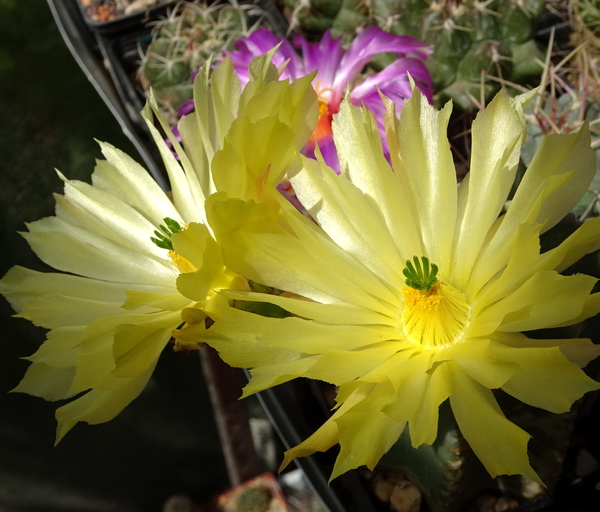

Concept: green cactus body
[[283, 0, 366, 40], [138, 0, 271, 123], [284, 0, 547, 110]]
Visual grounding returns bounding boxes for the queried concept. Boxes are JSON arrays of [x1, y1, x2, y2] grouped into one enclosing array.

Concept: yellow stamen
[[402, 282, 470, 350], [168, 251, 197, 274]]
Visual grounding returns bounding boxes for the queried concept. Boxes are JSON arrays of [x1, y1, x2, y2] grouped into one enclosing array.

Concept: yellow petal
[[223, 289, 394, 326], [25, 326, 83, 368], [280, 383, 371, 472], [171, 222, 232, 302], [332, 98, 424, 262], [94, 142, 183, 227], [243, 316, 400, 355], [451, 91, 529, 290], [381, 352, 433, 424], [491, 331, 600, 368], [243, 72, 318, 149], [212, 116, 298, 201], [472, 122, 595, 287], [550, 292, 600, 328], [207, 55, 241, 151], [470, 271, 597, 336], [16, 294, 127, 330], [56, 171, 163, 257], [302, 344, 400, 385], [22, 224, 174, 286], [450, 338, 518, 389], [201, 299, 304, 368], [12, 363, 76, 401], [239, 50, 283, 109], [112, 311, 181, 378], [242, 356, 317, 397], [447, 362, 542, 484], [142, 93, 205, 225], [396, 87, 457, 272], [518, 122, 596, 232], [121, 289, 191, 311], [332, 380, 405, 479], [207, 194, 397, 315], [55, 363, 156, 444], [472, 222, 542, 306], [68, 311, 177, 392], [290, 155, 405, 290], [539, 217, 600, 273], [0, 266, 128, 315], [409, 360, 452, 447], [492, 342, 600, 413]]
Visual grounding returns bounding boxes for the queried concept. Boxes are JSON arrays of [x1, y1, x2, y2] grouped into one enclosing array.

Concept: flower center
[[401, 257, 470, 350], [308, 99, 334, 144], [150, 217, 196, 273]]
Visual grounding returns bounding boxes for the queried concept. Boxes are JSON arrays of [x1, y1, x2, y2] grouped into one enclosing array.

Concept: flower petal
[[450, 339, 518, 389], [452, 91, 531, 291], [328, 99, 424, 263], [493, 342, 600, 413], [472, 122, 596, 287], [470, 271, 597, 336], [12, 363, 76, 401], [172, 222, 232, 302], [448, 362, 542, 484], [396, 86, 457, 271], [207, 194, 397, 315], [290, 155, 405, 290], [112, 313, 180, 378], [333, 26, 432, 96], [280, 383, 372, 472], [332, 380, 405, 479], [93, 142, 182, 226], [22, 222, 174, 286], [409, 361, 452, 447], [55, 364, 156, 443], [222, 289, 392, 326]]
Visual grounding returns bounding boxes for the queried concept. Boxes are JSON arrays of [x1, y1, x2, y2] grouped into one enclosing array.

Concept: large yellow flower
[[0, 53, 317, 442], [202, 86, 600, 484]]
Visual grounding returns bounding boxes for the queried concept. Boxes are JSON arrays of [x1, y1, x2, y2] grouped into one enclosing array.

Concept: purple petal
[[277, 180, 307, 213], [292, 30, 345, 90], [351, 58, 434, 105], [178, 99, 196, 117], [303, 134, 340, 174], [333, 26, 433, 93]]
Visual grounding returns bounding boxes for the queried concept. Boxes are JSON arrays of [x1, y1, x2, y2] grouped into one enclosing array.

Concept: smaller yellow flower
[[1, 51, 318, 442]]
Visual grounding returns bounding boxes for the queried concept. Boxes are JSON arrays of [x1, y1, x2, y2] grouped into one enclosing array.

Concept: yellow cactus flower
[[203, 86, 600, 484], [0, 52, 317, 443]]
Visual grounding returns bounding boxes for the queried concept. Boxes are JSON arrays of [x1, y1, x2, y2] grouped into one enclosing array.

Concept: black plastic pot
[[75, 0, 176, 34], [47, 0, 171, 189]]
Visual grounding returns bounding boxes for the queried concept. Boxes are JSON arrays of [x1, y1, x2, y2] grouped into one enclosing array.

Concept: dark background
[[0, 1, 228, 510]]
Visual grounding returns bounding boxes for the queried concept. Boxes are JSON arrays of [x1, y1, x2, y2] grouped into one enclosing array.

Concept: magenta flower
[[228, 27, 433, 170]]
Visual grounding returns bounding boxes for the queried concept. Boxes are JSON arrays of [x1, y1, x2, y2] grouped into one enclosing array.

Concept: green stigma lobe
[[403, 256, 439, 292], [150, 217, 182, 251]]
